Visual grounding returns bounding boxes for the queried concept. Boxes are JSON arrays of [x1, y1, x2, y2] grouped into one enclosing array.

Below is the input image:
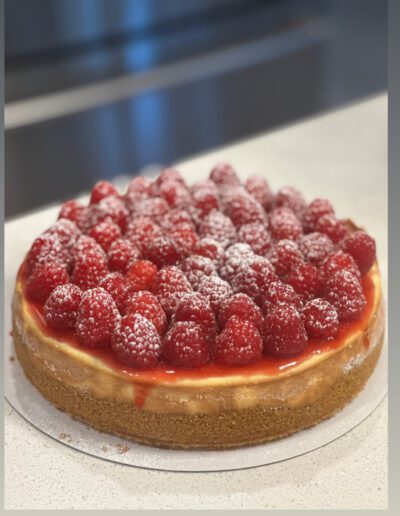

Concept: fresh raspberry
[[169, 224, 199, 258], [58, 200, 85, 226], [302, 298, 339, 340], [275, 186, 307, 218], [224, 242, 254, 261], [126, 260, 158, 292], [214, 316, 263, 366], [194, 238, 225, 268], [124, 177, 151, 212], [319, 250, 361, 281], [286, 262, 323, 302], [161, 208, 195, 231], [218, 293, 263, 330], [44, 284, 82, 330], [302, 198, 335, 233], [126, 216, 164, 254], [163, 322, 210, 368], [192, 188, 219, 216], [173, 292, 217, 340], [210, 162, 240, 189], [245, 175, 274, 212], [111, 314, 161, 367], [71, 235, 105, 262], [198, 210, 237, 249], [151, 266, 193, 316], [340, 231, 376, 275], [262, 304, 308, 357], [232, 256, 277, 302], [26, 261, 69, 303], [135, 197, 169, 224], [268, 207, 303, 241], [98, 196, 129, 232], [315, 214, 350, 243], [191, 179, 219, 196], [268, 239, 304, 278], [99, 272, 132, 313], [159, 179, 191, 209], [180, 255, 217, 289], [298, 232, 334, 266], [89, 221, 122, 252], [154, 168, 186, 190], [26, 234, 69, 275], [107, 238, 141, 274], [71, 247, 109, 290], [146, 235, 180, 267], [223, 190, 266, 228], [238, 222, 272, 256], [125, 291, 167, 335], [90, 181, 118, 204], [325, 270, 366, 322], [259, 281, 302, 313], [44, 219, 81, 249], [197, 275, 233, 313]]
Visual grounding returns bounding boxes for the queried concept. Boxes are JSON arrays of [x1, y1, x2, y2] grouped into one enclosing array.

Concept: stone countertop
[[4, 93, 387, 510]]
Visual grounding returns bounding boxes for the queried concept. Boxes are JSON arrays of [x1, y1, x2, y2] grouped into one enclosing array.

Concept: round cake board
[[5, 328, 387, 472]]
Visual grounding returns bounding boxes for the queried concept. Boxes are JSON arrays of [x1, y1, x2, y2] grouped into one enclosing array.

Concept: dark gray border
[[1, 0, 5, 512]]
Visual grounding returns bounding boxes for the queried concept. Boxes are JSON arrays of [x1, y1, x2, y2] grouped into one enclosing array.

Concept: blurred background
[[4, 0, 387, 219]]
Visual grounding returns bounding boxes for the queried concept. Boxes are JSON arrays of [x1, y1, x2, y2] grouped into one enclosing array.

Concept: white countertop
[[4, 93, 388, 510]]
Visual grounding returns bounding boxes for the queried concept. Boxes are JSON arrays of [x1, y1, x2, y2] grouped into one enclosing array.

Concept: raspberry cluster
[[24, 165, 376, 369]]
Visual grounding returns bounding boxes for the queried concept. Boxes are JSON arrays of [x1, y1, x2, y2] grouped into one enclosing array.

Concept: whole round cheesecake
[[12, 164, 385, 449]]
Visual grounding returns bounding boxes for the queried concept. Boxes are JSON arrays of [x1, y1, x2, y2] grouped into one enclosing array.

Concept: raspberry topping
[[135, 197, 169, 224], [315, 213, 350, 243], [238, 222, 272, 255], [26, 234, 69, 275], [77, 287, 120, 348], [193, 188, 219, 216], [218, 293, 263, 330], [27, 261, 69, 303], [146, 235, 180, 267], [325, 270, 366, 322], [44, 284, 82, 330], [259, 280, 302, 313], [268, 239, 304, 279], [154, 168, 186, 189], [90, 181, 118, 204], [232, 256, 277, 302], [340, 231, 376, 275], [107, 238, 141, 274], [161, 208, 195, 231], [126, 217, 164, 255], [163, 321, 210, 368], [169, 224, 199, 258], [275, 186, 307, 218], [245, 175, 274, 212], [126, 260, 158, 292], [319, 250, 361, 281], [302, 298, 339, 340], [159, 179, 192, 209], [210, 162, 240, 189], [58, 200, 85, 226], [262, 304, 308, 357], [268, 207, 303, 241], [71, 247, 109, 290], [71, 235, 105, 261], [223, 190, 266, 227], [111, 314, 162, 368], [199, 210, 237, 249], [180, 255, 217, 289], [89, 221, 122, 252], [99, 272, 132, 313], [286, 262, 323, 302], [194, 238, 225, 267], [173, 293, 217, 341], [151, 266, 193, 316], [298, 232, 334, 266], [197, 275, 233, 313], [125, 291, 167, 335], [214, 316, 263, 366], [45, 219, 81, 249], [302, 198, 334, 233]]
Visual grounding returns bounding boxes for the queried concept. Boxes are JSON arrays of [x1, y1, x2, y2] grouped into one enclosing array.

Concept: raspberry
[[315, 214, 349, 243], [44, 284, 82, 330], [45, 219, 81, 249], [302, 198, 334, 233], [232, 256, 277, 302], [302, 298, 339, 340], [58, 200, 85, 226], [98, 196, 129, 232], [161, 208, 195, 231], [169, 224, 199, 258], [154, 168, 186, 190], [238, 222, 272, 255], [268, 207, 303, 241], [89, 221, 122, 252], [126, 260, 158, 291], [126, 217, 164, 254], [124, 176, 151, 211], [163, 322, 210, 368], [180, 255, 217, 289], [214, 316, 263, 366], [262, 304, 308, 357], [275, 186, 306, 218], [319, 250, 361, 281], [298, 232, 334, 266], [111, 314, 161, 367], [173, 293, 217, 340], [99, 272, 132, 313], [146, 235, 180, 267], [340, 231, 376, 275], [259, 281, 302, 313], [71, 247, 109, 290], [151, 266, 193, 316], [223, 190, 266, 227], [26, 261, 69, 303], [159, 179, 191, 209], [268, 239, 304, 278], [192, 188, 219, 216], [135, 197, 169, 224], [90, 181, 118, 204], [199, 210, 237, 249], [197, 275, 233, 313], [325, 270, 366, 322], [71, 235, 105, 262], [194, 238, 225, 268], [210, 162, 240, 189], [218, 293, 263, 330], [191, 179, 219, 196], [286, 262, 323, 302], [245, 175, 274, 212], [107, 238, 141, 274], [125, 291, 167, 335], [26, 234, 69, 275]]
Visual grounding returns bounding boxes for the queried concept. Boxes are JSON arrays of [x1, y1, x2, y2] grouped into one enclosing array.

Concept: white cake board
[[4, 206, 387, 472]]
